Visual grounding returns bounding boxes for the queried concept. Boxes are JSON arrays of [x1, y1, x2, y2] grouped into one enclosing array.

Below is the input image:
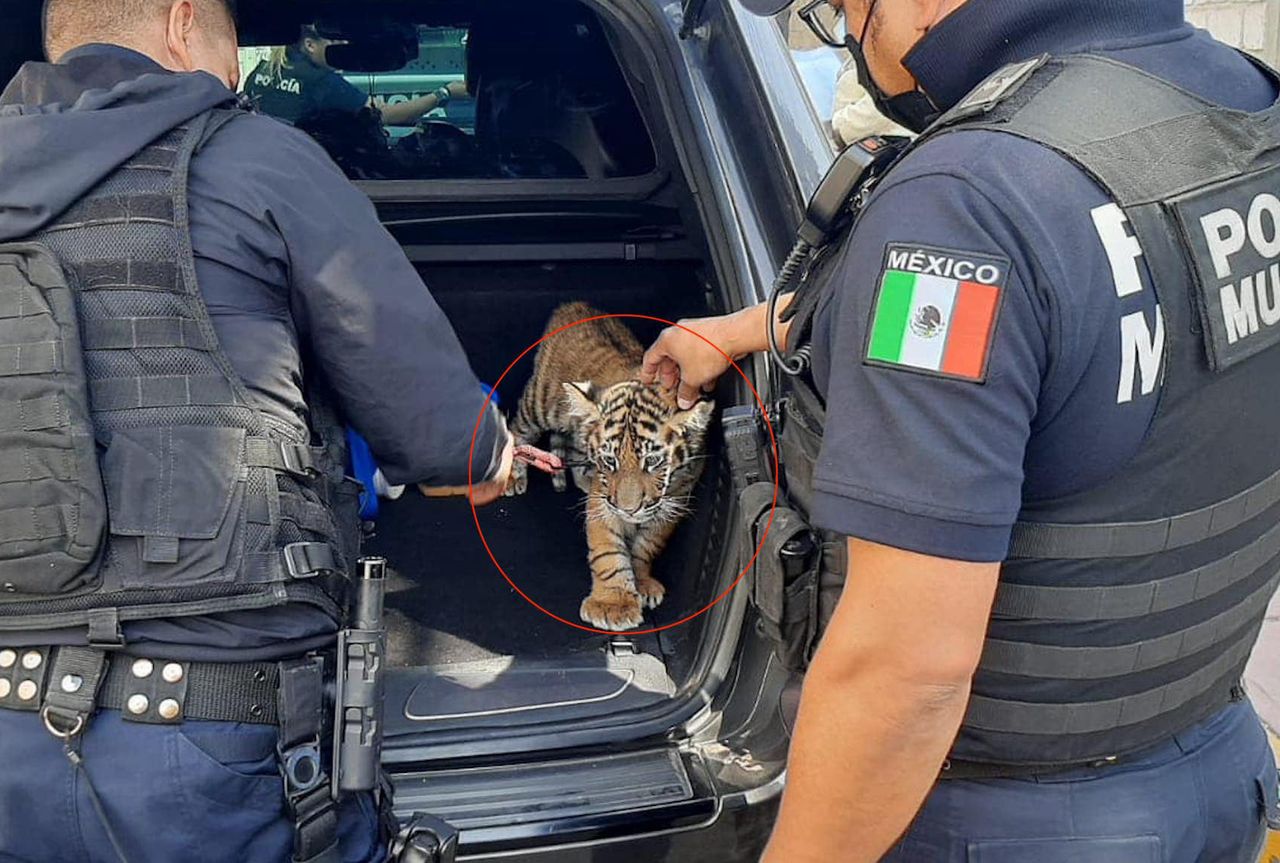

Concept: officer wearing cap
[[243, 24, 465, 127], [642, 0, 1280, 859], [0, 0, 511, 860]]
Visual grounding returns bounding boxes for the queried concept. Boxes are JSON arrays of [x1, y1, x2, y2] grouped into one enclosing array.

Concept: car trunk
[[364, 208, 737, 743], [226, 0, 749, 752]]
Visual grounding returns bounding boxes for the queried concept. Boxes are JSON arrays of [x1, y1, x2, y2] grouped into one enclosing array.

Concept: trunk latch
[[608, 638, 638, 657]]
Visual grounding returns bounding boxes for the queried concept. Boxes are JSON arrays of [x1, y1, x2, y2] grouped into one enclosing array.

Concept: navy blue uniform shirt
[[808, 0, 1279, 561], [242, 46, 368, 125], [0, 44, 503, 658]]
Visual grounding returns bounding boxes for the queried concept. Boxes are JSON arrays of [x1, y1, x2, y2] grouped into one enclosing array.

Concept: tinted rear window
[[237, 3, 656, 181]]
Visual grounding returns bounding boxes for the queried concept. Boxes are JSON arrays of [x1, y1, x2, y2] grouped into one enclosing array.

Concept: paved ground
[[1246, 592, 1280, 733]]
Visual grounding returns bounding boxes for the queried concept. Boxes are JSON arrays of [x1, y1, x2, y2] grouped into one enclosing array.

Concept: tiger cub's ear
[[562, 381, 600, 420], [670, 399, 714, 437]]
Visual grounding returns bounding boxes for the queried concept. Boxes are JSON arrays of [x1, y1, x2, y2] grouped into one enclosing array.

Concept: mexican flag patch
[[864, 244, 1008, 383]]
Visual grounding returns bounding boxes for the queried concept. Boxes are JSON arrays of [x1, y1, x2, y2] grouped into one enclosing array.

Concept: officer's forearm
[[761, 663, 969, 863], [377, 93, 440, 126], [762, 539, 995, 863], [733, 298, 795, 356]]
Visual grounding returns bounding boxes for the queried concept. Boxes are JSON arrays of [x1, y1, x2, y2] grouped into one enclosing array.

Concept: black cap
[[738, 0, 795, 15]]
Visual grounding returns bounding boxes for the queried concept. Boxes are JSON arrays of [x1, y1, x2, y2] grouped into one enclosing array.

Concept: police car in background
[[338, 27, 475, 139]]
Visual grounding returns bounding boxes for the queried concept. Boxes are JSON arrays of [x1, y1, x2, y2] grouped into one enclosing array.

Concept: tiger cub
[[507, 302, 714, 631]]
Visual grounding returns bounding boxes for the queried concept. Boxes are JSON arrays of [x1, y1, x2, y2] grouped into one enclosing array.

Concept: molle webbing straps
[[70, 260, 178, 293], [964, 623, 1259, 735], [79, 317, 210, 351], [0, 395, 63, 432], [982, 567, 1279, 678], [88, 375, 239, 410], [994, 513, 1280, 620], [0, 107, 353, 631], [1008, 460, 1280, 561]]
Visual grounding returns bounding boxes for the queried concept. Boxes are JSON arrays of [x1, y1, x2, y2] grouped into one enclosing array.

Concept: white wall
[[1185, 0, 1278, 65]]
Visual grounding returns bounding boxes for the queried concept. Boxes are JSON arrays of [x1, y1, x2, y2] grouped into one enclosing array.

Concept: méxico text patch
[[863, 244, 1008, 383]]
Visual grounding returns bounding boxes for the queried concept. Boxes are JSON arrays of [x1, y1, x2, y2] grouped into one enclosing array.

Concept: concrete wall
[[1185, 0, 1278, 65]]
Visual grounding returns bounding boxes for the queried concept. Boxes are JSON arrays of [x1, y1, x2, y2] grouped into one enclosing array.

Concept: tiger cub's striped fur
[[507, 302, 714, 631]]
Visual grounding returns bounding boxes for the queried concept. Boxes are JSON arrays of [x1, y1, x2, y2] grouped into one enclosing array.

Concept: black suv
[[1, 0, 835, 859]]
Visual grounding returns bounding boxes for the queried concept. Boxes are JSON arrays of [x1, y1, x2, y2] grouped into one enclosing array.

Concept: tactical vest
[[772, 53, 1280, 768], [0, 109, 359, 644]]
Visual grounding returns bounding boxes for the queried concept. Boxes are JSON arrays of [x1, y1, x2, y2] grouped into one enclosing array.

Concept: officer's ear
[[162, 0, 237, 88], [163, 0, 199, 70]]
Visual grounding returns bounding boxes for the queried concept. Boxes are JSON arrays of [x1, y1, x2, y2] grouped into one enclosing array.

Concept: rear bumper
[[456, 791, 779, 862], [390, 747, 784, 862]]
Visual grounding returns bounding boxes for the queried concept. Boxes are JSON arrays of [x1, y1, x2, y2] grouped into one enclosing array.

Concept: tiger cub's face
[[563, 381, 714, 525]]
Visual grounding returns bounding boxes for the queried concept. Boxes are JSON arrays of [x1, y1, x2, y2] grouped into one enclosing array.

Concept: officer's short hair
[[43, 0, 236, 62]]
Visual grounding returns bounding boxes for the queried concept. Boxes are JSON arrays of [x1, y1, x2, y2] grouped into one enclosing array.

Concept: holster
[[739, 482, 821, 672]]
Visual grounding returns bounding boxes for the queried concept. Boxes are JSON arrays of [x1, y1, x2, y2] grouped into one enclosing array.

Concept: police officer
[[243, 23, 465, 126], [0, 0, 511, 860], [643, 0, 1280, 859]]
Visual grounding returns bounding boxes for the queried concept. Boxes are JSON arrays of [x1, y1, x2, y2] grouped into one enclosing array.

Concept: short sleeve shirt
[[806, 34, 1277, 562]]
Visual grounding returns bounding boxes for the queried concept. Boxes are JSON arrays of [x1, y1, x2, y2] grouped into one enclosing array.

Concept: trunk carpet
[[372, 479, 615, 666], [370, 259, 725, 672]]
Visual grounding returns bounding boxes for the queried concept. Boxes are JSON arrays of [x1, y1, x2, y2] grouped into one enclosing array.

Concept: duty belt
[[0, 645, 283, 725], [0, 645, 341, 863]]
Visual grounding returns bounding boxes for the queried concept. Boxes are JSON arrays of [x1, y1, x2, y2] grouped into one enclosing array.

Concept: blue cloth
[[808, 0, 1279, 560], [0, 709, 382, 862], [883, 699, 1280, 862], [0, 43, 504, 657], [347, 428, 382, 521]]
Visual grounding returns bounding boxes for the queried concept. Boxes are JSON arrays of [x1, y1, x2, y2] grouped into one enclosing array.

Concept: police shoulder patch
[[863, 243, 1008, 383]]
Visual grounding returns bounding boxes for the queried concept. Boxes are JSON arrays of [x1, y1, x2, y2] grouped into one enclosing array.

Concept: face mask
[[843, 0, 940, 133]]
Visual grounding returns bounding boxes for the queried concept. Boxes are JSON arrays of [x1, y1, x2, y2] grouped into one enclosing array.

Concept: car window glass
[[776, 9, 910, 149], [237, 11, 656, 182], [781, 8, 842, 150]]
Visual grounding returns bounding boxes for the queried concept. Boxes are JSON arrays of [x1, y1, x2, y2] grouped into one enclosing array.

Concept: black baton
[[333, 556, 387, 794]]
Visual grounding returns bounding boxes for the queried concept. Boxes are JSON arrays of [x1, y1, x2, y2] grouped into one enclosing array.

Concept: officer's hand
[[471, 435, 514, 506], [447, 80, 468, 99], [417, 435, 514, 506], [641, 315, 740, 409]]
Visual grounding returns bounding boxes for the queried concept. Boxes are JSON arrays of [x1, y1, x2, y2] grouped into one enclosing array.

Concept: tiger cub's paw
[[580, 587, 644, 631], [636, 575, 665, 610], [504, 462, 528, 497]]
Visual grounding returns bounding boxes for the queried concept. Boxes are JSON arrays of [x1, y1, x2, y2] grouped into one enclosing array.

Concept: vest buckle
[[279, 442, 319, 479]]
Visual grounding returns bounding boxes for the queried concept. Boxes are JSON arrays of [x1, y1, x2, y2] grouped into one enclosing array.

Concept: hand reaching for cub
[[419, 439, 565, 506], [642, 305, 785, 408], [419, 434, 515, 506], [641, 315, 741, 408]]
